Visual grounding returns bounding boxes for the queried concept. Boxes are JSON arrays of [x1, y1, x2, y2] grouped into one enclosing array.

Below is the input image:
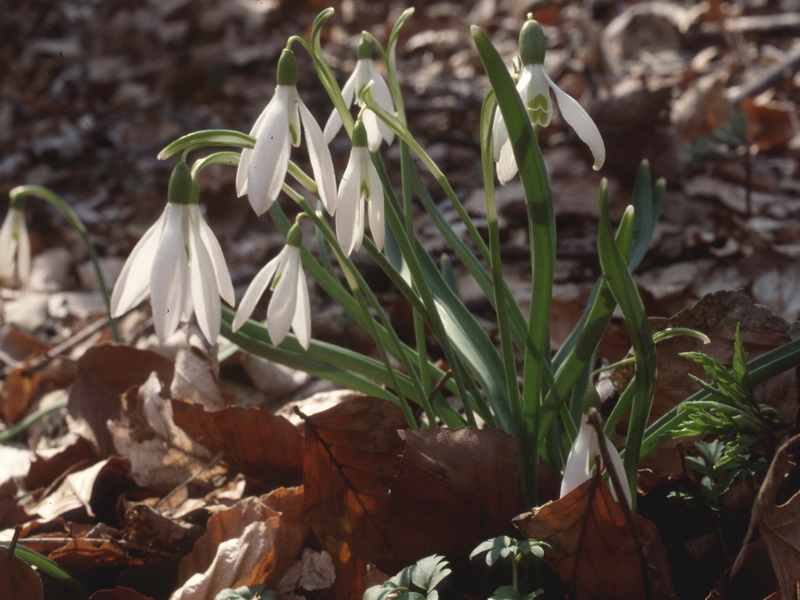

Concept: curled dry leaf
[[384, 427, 525, 571], [172, 486, 307, 600], [302, 395, 407, 600], [67, 344, 174, 456], [0, 544, 43, 600], [514, 475, 675, 600], [730, 433, 800, 600], [26, 456, 132, 522], [171, 401, 303, 491]]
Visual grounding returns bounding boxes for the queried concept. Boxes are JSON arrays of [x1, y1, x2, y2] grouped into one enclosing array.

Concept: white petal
[[0, 212, 14, 281], [237, 93, 279, 197], [560, 420, 597, 499], [324, 69, 358, 144], [150, 205, 190, 341], [362, 109, 384, 152], [232, 252, 282, 332], [247, 88, 292, 215], [15, 212, 31, 287], [365, 61, 395, 145], [292, 265, 311, 350], [110, 209, 166, 316], [521, 65, 552, 127], [336, 152, 362, 257], [496, 140, 518, 184], [491, 107, 509, 162], [267, 247, 300, 345], [195, 212, 234, 305], [366, 161, 384, 251], [188, 207, 222, 343], [543, 70, 605, 170], [298, 97, 338, 215]]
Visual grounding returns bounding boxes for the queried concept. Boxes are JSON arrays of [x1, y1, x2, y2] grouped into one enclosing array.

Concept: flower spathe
[[232, 224, 311, 350], [492, 19, 605, 184], [560, 416, 632, 506], [336, 119, 384, 256], [236, 48, 336, 216], [0, 204, 31, 287], [324, 35, 395, 151], [110, 162, 234, 344]]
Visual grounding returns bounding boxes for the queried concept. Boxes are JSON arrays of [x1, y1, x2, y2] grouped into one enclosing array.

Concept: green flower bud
[[286, 222, 303, 247], [583, 388, 602, 412], [519, 18, 546, 66], [277, 48, 299, 86], [357, 34, 373, 60], [352, 119, 369, 148], [168, 161, 193, 205]]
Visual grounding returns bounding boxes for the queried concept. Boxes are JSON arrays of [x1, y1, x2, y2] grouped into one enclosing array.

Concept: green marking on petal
[[527, 94, 550, 125], [289, 123, 300, 146]]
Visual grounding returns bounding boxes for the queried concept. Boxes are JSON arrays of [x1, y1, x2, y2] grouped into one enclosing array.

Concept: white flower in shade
[[493, 18, 605, 184], [111, 162, 234, 344], [560, 414, 632, 506], [336, 119, 384, 256], [0, 205, 31, 287], [232, 223, 311, 350], [236, 48, 336, 216], [324, 35, 395, 151]]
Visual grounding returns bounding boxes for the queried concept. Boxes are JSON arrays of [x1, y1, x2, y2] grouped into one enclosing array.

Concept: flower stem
[[9, 185, 120, 343]]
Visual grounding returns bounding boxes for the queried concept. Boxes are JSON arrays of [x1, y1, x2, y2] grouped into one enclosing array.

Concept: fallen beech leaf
[[26, 457, 132, 522], [384, 427, 525, 572], [302, 395, 407, 600], [514, 475, 675, 600], [90, 587, 155, 600], [109, 374, 219, 493], [0, 366, 42, 425], [0, 545, 43, 600], [277, 548, 336, 596], [171, 402, 303, 491], [25, 434, 97, 491], [68, 344, 173, 456], [731, 434, 800, 600], [173, 486, 306, 600]]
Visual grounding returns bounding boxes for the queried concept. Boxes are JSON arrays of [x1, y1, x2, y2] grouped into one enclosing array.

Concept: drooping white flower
[[560, 413, 632, 506], [232, 223, 311, 350], [111, 161, 234, 344], [0, 204, 31, 287], [236, 48, 337, 216], [336, 119, 384, 256], [324, 35, 395, 151], [493, 18, 605, 184]]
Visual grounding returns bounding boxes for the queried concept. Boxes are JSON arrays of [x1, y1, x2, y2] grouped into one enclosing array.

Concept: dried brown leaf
[[171, 402, 303, 491], [0, 544, 43, 600], [302, 395, 406, 600], [26, 457, 132, 522], [90, 587, 155, 600], [67, 344, 173, 456], [384, 427, 525, 571], [173, 486, 307, 600], [731, 434, 800, 600], [514, 476, 675, 600]]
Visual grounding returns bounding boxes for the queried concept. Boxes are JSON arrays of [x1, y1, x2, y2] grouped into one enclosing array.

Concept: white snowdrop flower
[[560, 412, 632, 506], [324, 34, 395, 152], [0, 204, 31, 287], [111, 161, 235, 344], [493, 18, 605, 184], [336, 119, 384, 256], [232, 222, 311, 350], [236, 48, 336, 216]]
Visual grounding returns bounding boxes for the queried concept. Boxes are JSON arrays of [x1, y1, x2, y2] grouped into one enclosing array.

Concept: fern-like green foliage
[[670, 325, 787, 510]]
